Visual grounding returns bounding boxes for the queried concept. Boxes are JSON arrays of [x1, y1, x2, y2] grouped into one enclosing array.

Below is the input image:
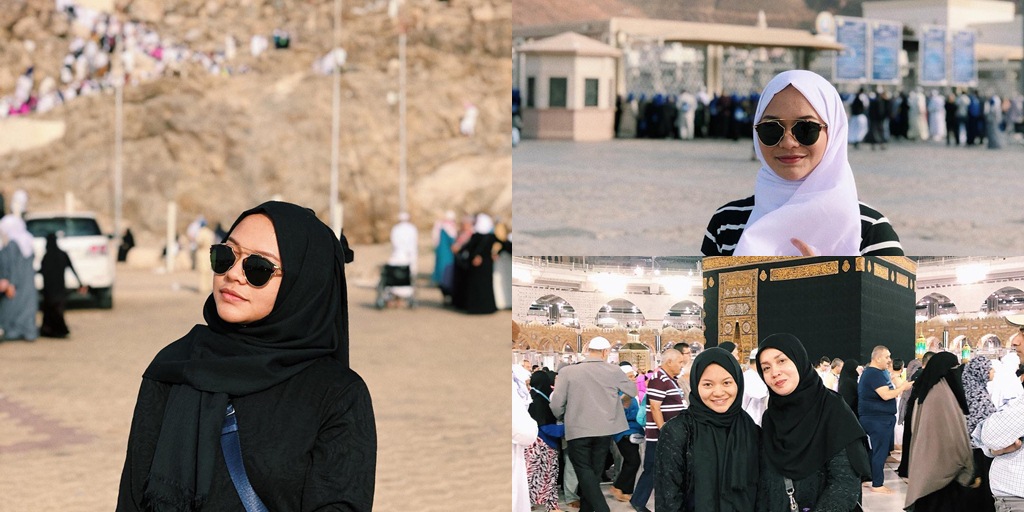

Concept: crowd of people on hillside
[[605, 87, 1024, 149], [1, 0, 296, 119], [513, 330, 1024, 512]]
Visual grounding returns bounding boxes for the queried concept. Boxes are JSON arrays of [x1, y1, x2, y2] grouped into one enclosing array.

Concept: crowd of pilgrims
[[430, 212, 512, 315], [1, 0, 295, 118], [612, 88, 1024, 149], [512, 333, 1024, 512]]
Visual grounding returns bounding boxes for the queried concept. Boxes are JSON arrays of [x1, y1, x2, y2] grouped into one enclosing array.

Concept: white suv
[[24, 212, 116, 309]]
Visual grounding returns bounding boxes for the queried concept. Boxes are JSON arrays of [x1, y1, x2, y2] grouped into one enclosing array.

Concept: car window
[[26, 218, 102, 238]]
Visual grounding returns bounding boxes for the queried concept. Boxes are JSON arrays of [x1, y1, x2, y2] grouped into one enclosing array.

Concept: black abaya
[[461, 232, 497, 315], [118, 358, 375, 511], [39, 233, 79, 338]]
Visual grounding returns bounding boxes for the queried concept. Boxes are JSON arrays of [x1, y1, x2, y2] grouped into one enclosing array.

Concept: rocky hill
[[1, 0, 511, 245]]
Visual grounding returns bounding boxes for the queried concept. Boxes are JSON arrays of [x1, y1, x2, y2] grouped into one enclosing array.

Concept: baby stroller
[[375, 264, 415, 309]]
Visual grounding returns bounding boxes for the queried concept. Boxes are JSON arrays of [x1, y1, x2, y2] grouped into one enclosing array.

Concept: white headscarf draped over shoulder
[[734, 70, 861, 256], [0, 214, 34, 259]]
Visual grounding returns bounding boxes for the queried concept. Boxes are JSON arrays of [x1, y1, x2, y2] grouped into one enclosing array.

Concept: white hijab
[[474, 213, 494, 235], [0, 214, 34, 259], [734, 70, 861, 256]]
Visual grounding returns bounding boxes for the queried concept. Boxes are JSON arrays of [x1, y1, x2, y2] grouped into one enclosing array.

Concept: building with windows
[[517, 32, 622, 140]]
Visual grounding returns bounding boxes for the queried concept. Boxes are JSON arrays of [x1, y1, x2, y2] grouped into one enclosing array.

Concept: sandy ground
[[512, 137, 1024, 256], [0, 243, 509, 511]]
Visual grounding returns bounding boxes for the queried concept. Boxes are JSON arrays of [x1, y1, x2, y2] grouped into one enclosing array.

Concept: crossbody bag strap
[[784, 477, 799, 512], [222, 403, 269, 512]]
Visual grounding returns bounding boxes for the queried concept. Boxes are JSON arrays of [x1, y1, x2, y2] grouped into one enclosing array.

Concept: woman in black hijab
[[526, 370, 562, 512], [116, 201, 375, 511], [756, 334, 870, 512], [837, 357, 861, 417], [655, 347, 760, 512], [716, 341, 739, 360], [901, 351, 975, 512]]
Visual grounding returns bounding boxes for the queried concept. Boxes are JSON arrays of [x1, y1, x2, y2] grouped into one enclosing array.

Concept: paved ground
[[513, 136, 1024, 256], [0, 244, 509, 511]]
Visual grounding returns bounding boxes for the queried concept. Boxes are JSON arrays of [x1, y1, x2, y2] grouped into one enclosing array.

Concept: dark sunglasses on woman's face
[[210, 243, 281, 287], [754, 119, 827, 147]]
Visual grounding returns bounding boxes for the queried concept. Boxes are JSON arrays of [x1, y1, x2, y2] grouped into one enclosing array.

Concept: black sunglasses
[[754, 119, 827, 147], [210, 243, 282, 287]]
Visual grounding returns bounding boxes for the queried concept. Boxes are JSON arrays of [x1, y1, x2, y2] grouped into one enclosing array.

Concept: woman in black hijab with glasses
[[117, 201, 375, 511], [655, 347, 760, 512], [756, 333, 870, 512]]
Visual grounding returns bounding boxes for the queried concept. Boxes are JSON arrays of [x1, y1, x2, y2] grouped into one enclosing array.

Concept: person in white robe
[[513, 369, 538, 512]]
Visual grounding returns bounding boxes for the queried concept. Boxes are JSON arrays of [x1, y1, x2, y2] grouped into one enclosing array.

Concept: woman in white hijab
[[0, 215, 39, 340], [701, 70, 903, 256]]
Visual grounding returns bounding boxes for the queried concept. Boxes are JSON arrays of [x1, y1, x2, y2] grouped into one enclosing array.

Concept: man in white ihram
[[387, 212, 418, 302]]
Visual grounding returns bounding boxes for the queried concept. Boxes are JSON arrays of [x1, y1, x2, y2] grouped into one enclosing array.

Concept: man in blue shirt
[[858, 345, 913, 494]]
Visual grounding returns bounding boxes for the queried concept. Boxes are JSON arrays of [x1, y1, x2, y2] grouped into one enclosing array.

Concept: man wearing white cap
[[550, 336, 636, 512]]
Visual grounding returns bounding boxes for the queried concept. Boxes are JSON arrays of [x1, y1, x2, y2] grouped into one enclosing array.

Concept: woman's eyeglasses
[[210, 244, 281, 287], [754, 119, 827, 147]]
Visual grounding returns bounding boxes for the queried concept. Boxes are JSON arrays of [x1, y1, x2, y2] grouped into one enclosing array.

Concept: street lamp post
[[113, 32, 124, 240], [330, 0, 343, 236], [399, 28, 408, 216]]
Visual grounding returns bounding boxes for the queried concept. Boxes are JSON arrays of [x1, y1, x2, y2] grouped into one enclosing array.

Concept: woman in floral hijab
[[962, 355, 997, 511]]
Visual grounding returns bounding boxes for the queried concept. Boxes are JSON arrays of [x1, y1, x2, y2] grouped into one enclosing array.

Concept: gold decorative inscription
[[769, 261, 840, 281], [873, 264, 890, 281]]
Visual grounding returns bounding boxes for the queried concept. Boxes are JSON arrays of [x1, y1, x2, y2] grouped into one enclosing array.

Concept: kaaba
[[702, 257, 917, 364]]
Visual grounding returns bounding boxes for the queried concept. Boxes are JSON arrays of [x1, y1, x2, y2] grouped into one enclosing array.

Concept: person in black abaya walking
[[902, 351, 976, 512], [457, 213, 498, 315], [38, 233, 85, 338]]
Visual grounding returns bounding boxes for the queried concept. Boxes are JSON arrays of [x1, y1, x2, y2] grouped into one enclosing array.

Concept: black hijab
[[140, 201, 354, 510], [912, 351, 968, 413], [40, 232, 71, 297], [687, 347, 760, 512], [897, 351, 968, 479], [758, 334, 870, 480], [837, 358, 861, 415], [528, 370, 557, 426]]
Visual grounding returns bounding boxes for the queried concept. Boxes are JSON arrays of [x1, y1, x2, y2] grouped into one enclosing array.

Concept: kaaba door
[[718, 269, 759, 357]]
